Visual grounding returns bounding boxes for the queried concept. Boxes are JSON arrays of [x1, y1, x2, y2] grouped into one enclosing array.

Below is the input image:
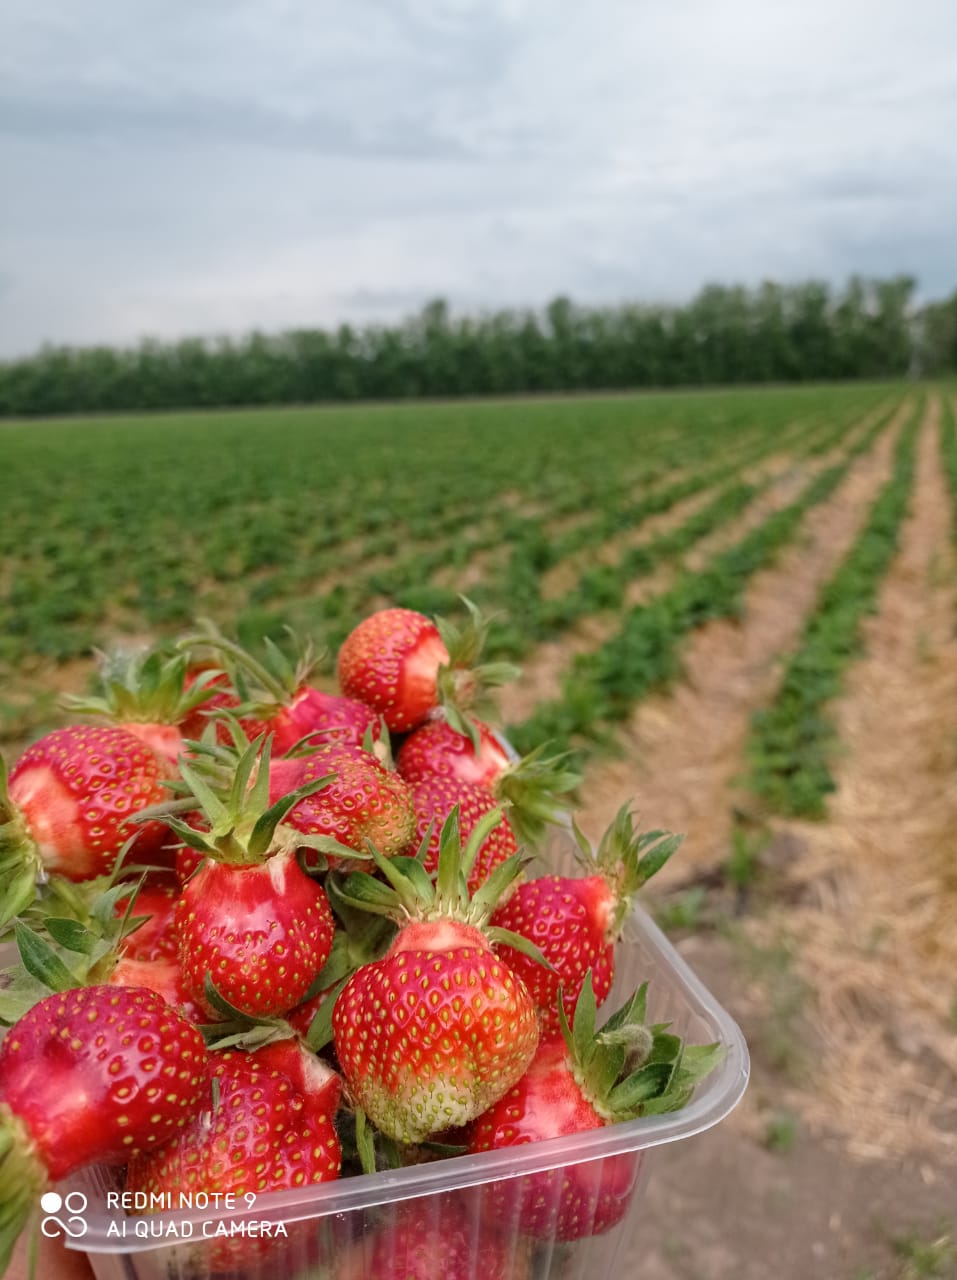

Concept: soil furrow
[[571, 398, 913, 873], [499, 404, 899, 725], [752, 394, 957, 1161]]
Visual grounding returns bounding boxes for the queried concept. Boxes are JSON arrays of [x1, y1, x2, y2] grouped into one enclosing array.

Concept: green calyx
[[0, 1106, 48, 1277], [434, 597, 520, 750], [0, 871, 160, 1025], [0, 754, 43, 931], [558, 972, 724, 1124], [335, 805, 551, 971], [494, 743, 582, 845], [62, 645, 223, 726], [571, 804, 684, 938], [179, 619, 322, 719], [161, 732, 343, 866]]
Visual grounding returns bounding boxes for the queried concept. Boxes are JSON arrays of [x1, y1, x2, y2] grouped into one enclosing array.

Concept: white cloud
[[0, 0, 955, 356]]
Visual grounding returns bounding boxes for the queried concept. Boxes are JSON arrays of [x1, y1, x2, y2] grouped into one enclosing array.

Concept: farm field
[[3, 382, 957, 1278]]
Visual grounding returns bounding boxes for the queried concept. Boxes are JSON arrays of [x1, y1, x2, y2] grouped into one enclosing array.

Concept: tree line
[[1, 275, 955, 417]]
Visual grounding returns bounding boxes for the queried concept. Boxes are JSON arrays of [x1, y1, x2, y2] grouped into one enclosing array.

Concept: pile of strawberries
[[0, 603, 720, 1279]]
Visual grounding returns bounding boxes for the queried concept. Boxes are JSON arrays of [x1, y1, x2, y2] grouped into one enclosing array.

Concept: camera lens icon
[[40, 1190, 89, 1239]]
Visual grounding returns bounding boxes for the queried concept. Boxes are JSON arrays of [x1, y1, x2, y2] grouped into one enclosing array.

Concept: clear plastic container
[[61, 825, 750, 1280]]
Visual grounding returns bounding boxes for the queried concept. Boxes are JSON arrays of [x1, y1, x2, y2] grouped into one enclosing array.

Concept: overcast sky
[[2, 0, 956, 358]]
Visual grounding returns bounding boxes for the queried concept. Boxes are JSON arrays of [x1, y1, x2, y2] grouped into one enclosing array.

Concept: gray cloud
[[1, 0, 956, 357]]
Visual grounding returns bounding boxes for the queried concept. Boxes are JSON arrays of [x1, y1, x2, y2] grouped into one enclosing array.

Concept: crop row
[[743, 403, 921, 817], [2, 388, 890, 682], [939, 397, 957, 534], [506, 400, 907, 758], [238, 397, 877, 674]]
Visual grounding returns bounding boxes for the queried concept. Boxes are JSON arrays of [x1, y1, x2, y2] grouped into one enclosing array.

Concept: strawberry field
[[2, 382, 957, 1280]]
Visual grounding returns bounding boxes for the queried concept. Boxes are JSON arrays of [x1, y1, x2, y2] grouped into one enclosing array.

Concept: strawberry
[[244, 1037, 343, 1120], [491, 806, 683, 1033], [182, 625, 382, 753], [176, 852, 334, 1019], [0, 985, 208, 1269], [126, 1049, 341, 1272], [109, 955, 206, 1024], [397, 719, 580, 844], [337, 600, 518, 734], [1, 725, 174, 923], [410, 774, 519, 892], [331, 807, 542, 1143], [167, 737, 336, 1019], [270, 742, 415, 868], [337, 606, 450, 732], [397, 716, 512, 787], [62, 646, 224, 765], [125, 1051, 342, 1195], [333, 1196, 532, 1280], [467, 976, 722, 1241]]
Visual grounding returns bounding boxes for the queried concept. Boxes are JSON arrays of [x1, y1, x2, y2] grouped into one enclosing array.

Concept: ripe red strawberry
[[467, 977, 722, 1241], [0, 985, 208, 1268], [398, 716, 512, 787], [270, 743, 415, 867], [332, 808, 542, 1143], [491, 806, 682, 1032], [333, 1197, 532, 1280], [337, 607, 450, 732], [244, 1037, 343, 1120], [337, 600, 518, 734], [176, 848, 334, 1019], [126, 1049, 341, 1271], [110, 955, 206, 1024], [182, 626, 382, 752], [62, 647, 225, 765], [1, 725, 174, 922], [166, 737, 337, 1019], [397, 718, 580, 844], [410, 774, 519, 891]]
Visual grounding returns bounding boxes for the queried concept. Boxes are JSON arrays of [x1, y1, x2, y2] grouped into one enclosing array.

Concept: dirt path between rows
[[572, 398, 913, 875], [752, 394, 957, 1162], [604, 396, 956, 1279], [500, 401, 901, 726]]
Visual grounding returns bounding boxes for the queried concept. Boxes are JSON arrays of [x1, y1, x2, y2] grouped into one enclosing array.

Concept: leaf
[[14, 921, 77, 993], [202, 974, 275, 1026], [248, 772, 335, 856], [0, 868, 38, 929], [355, 1109, 377, 1177], [486, 926, 553, 971], [637, 833, 684, 885], [43, 917, 97, 955], [572, 970, 598, 1067], [608, 1061, 676, 1112]]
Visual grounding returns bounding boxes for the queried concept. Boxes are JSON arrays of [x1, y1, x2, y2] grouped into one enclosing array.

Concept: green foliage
[[508, 398, 898, 756], [762, 1108, 800, 1153], [0, 278, 922, 417], [1, 385, 896, 750], [745, 403, 921, 818]]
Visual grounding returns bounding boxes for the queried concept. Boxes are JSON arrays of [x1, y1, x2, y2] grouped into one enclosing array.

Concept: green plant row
[[743, 402, 922, 818], [938, 396, 957, 536], [301, 397, 886, 663], [506, 400, 909, 760], [3, 388, 888, 678]]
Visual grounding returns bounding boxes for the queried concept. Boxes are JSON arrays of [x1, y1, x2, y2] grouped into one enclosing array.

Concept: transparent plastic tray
[[64, 825, 749, 1280]]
